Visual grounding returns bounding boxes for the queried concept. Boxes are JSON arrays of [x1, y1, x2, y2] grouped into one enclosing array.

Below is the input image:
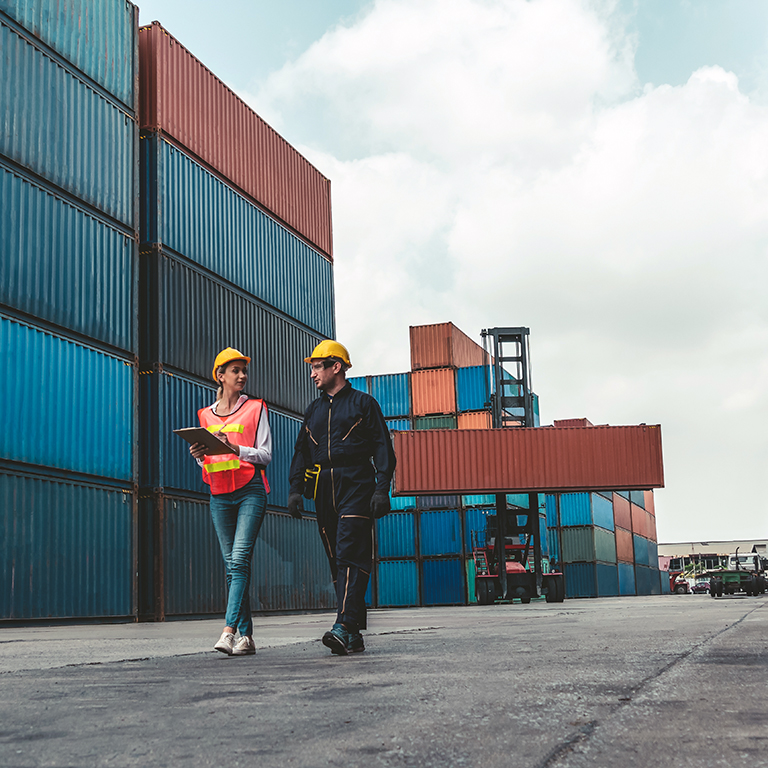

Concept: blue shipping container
[[390, 492, 416, 511], [635, 564, 655, 596], [377, 560, 419, 606], [422, 559, 464, 605], [564, 563, 597, 598], [618, 562, 636, 595], [1, 20, 136, 228], [545, 495, 558, 526], [420, 510, 462, 556], [596, 563, 619, 596], [386, 419, 411, 432], [348, 376, 368, 393], [465, 506, 494, 546], [160, 497, 334, 616], [140, 248, 321, 417], [376, 513, 416, 558], [463, 494, 495, 508], [369, 373, 410, 418], [456, 365, 490, 412], [1, 315, 134, 481], [629, 490, 645, 508], [633, 534, 650, 567], [418, 495, 459, 510], [0, 161, 137, 353], [591, 493, 615, 531], [548, 527, 561, 565], [1, 470, 133, 619], [140, 134, 335, 338], [0, 0, 138, 109]]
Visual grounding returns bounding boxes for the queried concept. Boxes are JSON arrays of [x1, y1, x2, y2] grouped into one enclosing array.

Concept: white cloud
[[249, 0, 768, 541]]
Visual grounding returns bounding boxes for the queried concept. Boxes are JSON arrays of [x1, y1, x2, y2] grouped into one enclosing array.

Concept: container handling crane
[[472, 327, 564, 605]]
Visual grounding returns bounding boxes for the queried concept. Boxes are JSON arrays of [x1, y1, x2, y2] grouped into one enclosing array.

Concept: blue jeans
[[209, 475, 267, 636]]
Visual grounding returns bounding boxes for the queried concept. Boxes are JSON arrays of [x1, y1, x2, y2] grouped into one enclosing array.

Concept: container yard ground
[[1, 596, 765, 768]]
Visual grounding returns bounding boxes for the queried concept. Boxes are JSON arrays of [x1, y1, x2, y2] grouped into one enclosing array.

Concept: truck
[[708, 550, 767, 597]]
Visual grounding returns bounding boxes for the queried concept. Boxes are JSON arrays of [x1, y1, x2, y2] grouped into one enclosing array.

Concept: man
[[288, 340, 396, 655]]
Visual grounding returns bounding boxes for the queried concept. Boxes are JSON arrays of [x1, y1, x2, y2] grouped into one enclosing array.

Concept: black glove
[[287, 492, 304, 519], [371, 491, 391, 519]]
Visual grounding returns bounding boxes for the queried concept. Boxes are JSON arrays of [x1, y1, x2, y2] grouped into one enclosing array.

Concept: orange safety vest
[[198, 398, 270, 495]]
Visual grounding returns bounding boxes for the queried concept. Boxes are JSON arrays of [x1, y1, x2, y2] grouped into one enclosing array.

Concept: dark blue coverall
[[289, 382, 396, 631]]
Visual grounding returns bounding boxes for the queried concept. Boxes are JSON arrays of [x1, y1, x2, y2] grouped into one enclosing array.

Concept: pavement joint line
[[536, 599, 765, 767]]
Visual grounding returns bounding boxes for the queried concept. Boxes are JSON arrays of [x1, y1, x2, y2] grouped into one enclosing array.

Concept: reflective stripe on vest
[[205, 459, 241, 473], [206, 424, 245, 434]]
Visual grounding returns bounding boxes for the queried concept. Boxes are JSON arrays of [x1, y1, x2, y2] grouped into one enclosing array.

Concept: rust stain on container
[[615, 526, 634, 563], [457, 411, 492, 429], [138, 22, 333, 260], [612, 493, 632, 530], [392, 425, 664, 494], [411, 368, 456, 416], [410, 322, 489, 371]]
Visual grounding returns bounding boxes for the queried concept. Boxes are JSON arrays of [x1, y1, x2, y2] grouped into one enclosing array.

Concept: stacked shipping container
[[350, 323, 548, 608], [137, 23, 336, 618], [1, 0, 140, 620]]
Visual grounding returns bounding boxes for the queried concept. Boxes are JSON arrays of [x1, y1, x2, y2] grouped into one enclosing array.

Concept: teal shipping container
[[560, 526, 617, 564], [376, 513, 416, 558], [386, 419, 411, 432], [0, 161, 138, 353], [1, 19, 137, 228], [348, 376, 368, 393], [563, 562, 619, 598], [0, 0, 139, 109], [455, 365, 490, 412], [377, 560, 419, 607], [633, 534, 650, 566], [557, 492, 615, 531], [389, 491, 417, 511], [422, 559, 464, 605], [369, 373, 410, 418], [618, 562, 636, 595], [415, 415, 457, 430], [140, 133, 335, 338], [1, 469, 134, 620], [1, 315, 135, 482]]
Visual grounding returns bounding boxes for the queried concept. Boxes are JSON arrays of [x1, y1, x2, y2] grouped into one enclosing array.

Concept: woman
[[189, 347, 271, 656]]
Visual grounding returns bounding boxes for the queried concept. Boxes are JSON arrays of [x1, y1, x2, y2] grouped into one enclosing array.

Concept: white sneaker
[[232, 636, 256, 656], [214, 631, 236, 655]]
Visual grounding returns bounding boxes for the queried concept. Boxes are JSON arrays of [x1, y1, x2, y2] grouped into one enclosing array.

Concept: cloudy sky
[[137, 0, 768, 544]]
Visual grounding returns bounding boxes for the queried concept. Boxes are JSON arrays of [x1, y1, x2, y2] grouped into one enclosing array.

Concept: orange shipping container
[[646, 511, 657, 543], [630, 503, 646, 537], [554, 418, 594, 427], [410, 323, 488, 370], [392, 425, 664, 494], [457, 411, 492, 429], [612, 493, 632, 530], [411, 368, 457, 416], [644, 490, 655, 516], [615, 526, 634, 563], [139, 23, 333, 259]]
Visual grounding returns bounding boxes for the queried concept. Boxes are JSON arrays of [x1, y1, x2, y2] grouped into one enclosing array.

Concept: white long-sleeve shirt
[[196, 395, 272, 467]]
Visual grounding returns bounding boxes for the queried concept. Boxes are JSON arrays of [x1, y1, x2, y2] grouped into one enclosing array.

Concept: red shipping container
[[411, 369, 457, 416], [554, 418, 594, 427], [139, 22, 333, 259], [410, 323, 488, 370], [644, 489, 655, 516], [630, 503, 646, 537], [646, 511, 657, 543], [615, 526, 634, 563], [457, 411, 493, 429], [392, 425, 664, 494], [613, 493, 632, 530]]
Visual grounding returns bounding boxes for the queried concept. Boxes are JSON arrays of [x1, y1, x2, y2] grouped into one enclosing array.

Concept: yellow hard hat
[[212, 347, 251, 381], [304, 340, 352, 367]]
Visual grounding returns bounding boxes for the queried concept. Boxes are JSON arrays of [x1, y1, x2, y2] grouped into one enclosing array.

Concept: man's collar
[[323, 381, 350, 400]]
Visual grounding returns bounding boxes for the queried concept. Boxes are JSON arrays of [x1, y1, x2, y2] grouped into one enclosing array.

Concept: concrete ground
[[0, 594, 766, 767]]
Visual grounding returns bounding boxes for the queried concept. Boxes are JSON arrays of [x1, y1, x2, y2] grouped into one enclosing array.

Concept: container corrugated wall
[[644, 490, 655, 515], [138, 22, 333, 260], [140, 133, 335, 337], [420, 510, 462, 556], [615, 526, 634, 563], [411, 369, 457, 416], [457, 411, 492, 429], [630, 503, 647, 537], [386, 418, 411, 431], [560, 526, 616, 564], [369, 373, 410, 418], [618, 562, 636, 595], [629, 490, 645, 508], [1, 315, 135, 481], [376, 513, 416, 558], [613, 493, 632, 530], [348, 376, 368, 393], [563, 563, 619, 598], [415, 415, 458, 430], [159, 497, 334, 615], [1, 470, 134, 619], [409, 322, 488, 370], [0, 162, 138, 352], [422, 559, 464, 605], [377, 560, 419, 606], [1, 20, 136, 227], [139, 247, 321, 415], [456, 365, 491, 412], [0, 0, 139, 109], [591, 493, 614, 530], [392, 425, 665, 494], [633, 534, 650, 566]]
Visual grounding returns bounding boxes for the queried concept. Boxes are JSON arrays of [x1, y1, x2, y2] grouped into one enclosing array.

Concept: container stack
[[137, 23, 335, 619], [546, 482, 660, 598], [350, 322, 547, 608], [1, 0, 140, 621]]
